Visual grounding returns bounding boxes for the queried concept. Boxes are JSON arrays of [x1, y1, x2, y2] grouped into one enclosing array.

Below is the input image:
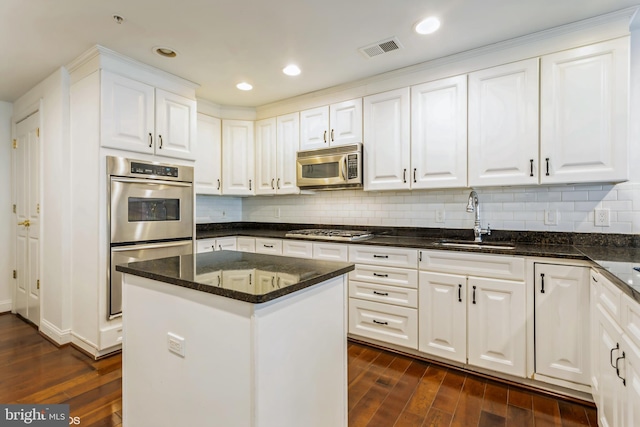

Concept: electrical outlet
[[544, 209, 558, 225], [435, 210, 445, 223], [167, 333, 185, 357], [595, 209, 610, 227], [274, 207, 281, 218]]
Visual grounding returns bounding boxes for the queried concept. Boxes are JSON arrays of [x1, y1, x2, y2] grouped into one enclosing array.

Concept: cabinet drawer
[[196, 238, 216, 253], [595, 271, 622, 322], [419, 250, 524, 280], [349, 299, 417, 349], [255, 238, 283, 255], [349, 245, 418, 268], [349, 280, 418, 308], [282, 240, 313, 258], [349, 264, 417, 288], [236, 237, 256, 252], [313, 242, 348, 262]]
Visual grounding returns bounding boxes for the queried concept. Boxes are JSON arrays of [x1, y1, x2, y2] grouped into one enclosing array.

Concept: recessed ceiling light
[[415, 17, 441, 35], [154, 46, 178, 58], [283, 64, 301, 76], [236, 82, 253, 91]]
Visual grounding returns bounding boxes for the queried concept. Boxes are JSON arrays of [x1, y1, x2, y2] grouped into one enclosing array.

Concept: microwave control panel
[[347, 154, 359, 179], [130, 162, 179, 178]]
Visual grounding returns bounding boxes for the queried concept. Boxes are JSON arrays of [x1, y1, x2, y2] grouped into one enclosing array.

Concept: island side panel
[[253, 275, 348, 427], [122, 274, 255, 427]]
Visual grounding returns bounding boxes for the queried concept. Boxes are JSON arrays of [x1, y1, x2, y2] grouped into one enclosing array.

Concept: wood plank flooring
[[0, 314, 597, 427]]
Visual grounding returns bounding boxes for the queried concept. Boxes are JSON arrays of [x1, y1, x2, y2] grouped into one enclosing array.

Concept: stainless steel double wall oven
[[107, 156, 194, 319]]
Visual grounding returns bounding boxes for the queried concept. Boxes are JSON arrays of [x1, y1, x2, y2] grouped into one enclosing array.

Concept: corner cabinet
[[222, 119, 254, 196], [363, 88, 411, 191], [195, 113, 222, 194], [468, 58, 540, 187], [540, 37, 629, 184], [101, 70, 196, 161]]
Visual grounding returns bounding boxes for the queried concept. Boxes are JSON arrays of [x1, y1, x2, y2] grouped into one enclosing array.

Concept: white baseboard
[[39, 319, 72, 346], [0, 299, 11, 313]]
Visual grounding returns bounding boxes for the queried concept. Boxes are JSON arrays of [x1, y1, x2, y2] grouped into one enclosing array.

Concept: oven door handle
[[111, 240, 193, 252], [111, 177, 193, 187]]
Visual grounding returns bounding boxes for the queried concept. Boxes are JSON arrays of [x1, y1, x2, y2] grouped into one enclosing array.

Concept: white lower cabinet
[[534, 263, 590, 386], [282, 240, 313, 259], [236, 237, 256, 253], [419, 250, 526, 377], [255, 238, 283, 255], [196, 237, 236, 253], [348, 299, 418, 348], [313, 242, 348, 262]]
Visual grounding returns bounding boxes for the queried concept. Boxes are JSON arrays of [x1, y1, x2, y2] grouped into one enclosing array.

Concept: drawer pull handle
[[403, 168, 407, 183], [372, 319, 388, 326], [271, 178, 275, 189], [540, 273, 545, 294], [373, 291, 389, 296], [373, 273, 388, 278], [158, 135, 163, 149], [616, 352, 626, 386], [611, 343, 620, 368], [530, 159, 534, 177], [472, 285, 476, 304], [148, 132, 153, 148], [545, 158, 550, 176], [592, 276, 598, 283], [373, 255, 389, 259], [264, 244, 274, 248], [217, 275, 221, 286], [458, 284, 462, 302], [323, 130, 327, 143]]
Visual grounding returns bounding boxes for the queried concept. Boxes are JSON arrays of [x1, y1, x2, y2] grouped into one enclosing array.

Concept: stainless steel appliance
[[285, 229, 373, 242], [296, 143, 363, 190], [108, 156, 194, 319]]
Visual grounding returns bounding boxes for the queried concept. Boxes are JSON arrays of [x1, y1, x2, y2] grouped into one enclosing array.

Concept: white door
[[468, 58, 539, 187], [300, 106, 329, 150], [467, 276, 526, 377], [14, 112, 41, 326], [411, 75, 468, 189], [418, 272, 466, 363], [195, 113, 222, 195], [255, 118, 278, 195], [363, 88, 411, 191], [222, 120, 255, 195], [276, 112, 299, 194], [329, 99, 362, 146], [101, 71, 155, 154], [624, 337, 640, 427], [155, 89, 197, 160], [596, 305, 624, 427], [534, 264, 590, 384], [540, 38, 629, 184]]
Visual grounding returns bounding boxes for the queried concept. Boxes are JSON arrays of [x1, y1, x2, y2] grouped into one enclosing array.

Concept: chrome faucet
[[466, 190, 491, 242]]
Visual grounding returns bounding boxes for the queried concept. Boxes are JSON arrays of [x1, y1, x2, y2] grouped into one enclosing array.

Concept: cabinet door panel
[[276, 113, 300, 194], [195, 113, 222, 194], [349, 298, 417, 349], [101, 71, 155, 154], [411, 75, 467, 189], [255, 118, 277, 195], [596, 305, 624, 427], [468, 59, 539, 186], [363, 88, 411, 191], [155, 89, 196, 160], [222, 120, 255, 195], [624, 337, 640, 427], [329, 99, 362, 146], [541, 38, 629, 184], [419, 272, 466, 363], [300, 106, 329, 150], [534, 264, 590, 385], [467, 277, 526, 377]]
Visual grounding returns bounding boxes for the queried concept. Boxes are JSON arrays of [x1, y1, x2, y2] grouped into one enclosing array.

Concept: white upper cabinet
[[276, 112, 300, 194], [195, 113, 222, 195], [255, 118, 278, 195], [255, 113, 300, 195], [363, 88, 411, 191], [299, 99, 362, 150], [101, 70, 196, 161], [468, 58, 540, 187], [411, 75, 468, 189], [222, 119, 255, 196], [540, 38, 629, 184]]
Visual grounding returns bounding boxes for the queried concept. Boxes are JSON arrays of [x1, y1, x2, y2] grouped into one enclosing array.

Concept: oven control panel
[[131, 162, 179, 178]]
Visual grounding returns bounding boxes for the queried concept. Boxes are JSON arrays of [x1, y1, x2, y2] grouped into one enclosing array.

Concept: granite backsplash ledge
[[196, 222, 640, 248]]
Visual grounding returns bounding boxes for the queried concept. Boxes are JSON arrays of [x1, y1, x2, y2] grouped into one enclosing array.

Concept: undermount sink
[[434, 240, 516, 250]]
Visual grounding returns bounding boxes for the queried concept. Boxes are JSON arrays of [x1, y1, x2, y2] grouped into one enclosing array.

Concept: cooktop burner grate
[[285, 229, 374, 242]]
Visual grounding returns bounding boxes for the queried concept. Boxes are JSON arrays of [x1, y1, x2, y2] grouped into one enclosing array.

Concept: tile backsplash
[[197, 182, 640, 234]]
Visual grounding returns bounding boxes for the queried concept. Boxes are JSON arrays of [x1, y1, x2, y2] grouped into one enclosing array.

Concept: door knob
[[18, 219, 30, 227]]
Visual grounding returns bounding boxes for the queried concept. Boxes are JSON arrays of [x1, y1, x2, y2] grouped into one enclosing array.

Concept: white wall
[[0, 101, 13, 312], [12, 68, 71, 343], [196, 195, 242, 223]]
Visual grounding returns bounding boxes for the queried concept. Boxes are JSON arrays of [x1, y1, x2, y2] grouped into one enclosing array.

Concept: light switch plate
[[435, 210, 445, 223], [168, 332, 186, 357], [544, 209, 558, 225]]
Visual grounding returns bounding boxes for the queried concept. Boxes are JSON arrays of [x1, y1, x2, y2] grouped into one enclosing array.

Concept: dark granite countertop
[[196, 222, 640, 302], [116, 251, 354, 304]]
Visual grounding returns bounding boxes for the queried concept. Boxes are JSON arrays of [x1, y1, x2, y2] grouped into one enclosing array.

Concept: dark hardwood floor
[[1, 314, 597, 427]]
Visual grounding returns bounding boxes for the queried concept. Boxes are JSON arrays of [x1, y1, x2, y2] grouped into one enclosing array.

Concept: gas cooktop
[[285, 229, 374, 242]]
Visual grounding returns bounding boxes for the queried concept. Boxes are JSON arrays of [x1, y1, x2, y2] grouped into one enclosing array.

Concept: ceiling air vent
[[359, 37, 403, 59]]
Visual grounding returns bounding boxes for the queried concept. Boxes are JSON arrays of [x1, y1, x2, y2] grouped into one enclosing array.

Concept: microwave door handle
[[341, 157, 348, 181]]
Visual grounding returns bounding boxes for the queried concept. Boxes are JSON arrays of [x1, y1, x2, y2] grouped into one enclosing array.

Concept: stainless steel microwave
[[296, 143, 363, 190]]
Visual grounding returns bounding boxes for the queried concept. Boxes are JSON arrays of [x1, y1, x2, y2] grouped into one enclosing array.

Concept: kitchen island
[[116, 251, 354, 427]]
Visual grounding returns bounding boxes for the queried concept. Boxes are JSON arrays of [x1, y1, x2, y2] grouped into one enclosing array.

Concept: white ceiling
[[1, 0, 638, 107]]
